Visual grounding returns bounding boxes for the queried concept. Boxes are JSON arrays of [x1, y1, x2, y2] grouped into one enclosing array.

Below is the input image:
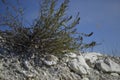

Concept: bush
[[0, 0, 94, 57]]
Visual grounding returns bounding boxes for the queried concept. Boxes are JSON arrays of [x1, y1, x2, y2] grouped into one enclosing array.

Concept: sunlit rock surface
[[95, 58, 120, 73], [0, 51, 120, 80]]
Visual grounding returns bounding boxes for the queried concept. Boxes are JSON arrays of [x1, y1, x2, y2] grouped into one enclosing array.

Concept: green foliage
[[0, 0, 94, 57]]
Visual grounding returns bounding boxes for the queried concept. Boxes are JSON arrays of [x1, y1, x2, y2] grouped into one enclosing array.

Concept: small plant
[[0, 0, 95, 58]]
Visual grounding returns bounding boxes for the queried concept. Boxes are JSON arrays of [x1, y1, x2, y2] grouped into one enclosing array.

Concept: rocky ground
[[0, 50, 120, 80]]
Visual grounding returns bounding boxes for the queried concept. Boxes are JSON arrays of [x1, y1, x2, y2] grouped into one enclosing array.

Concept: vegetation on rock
[[0, 0, 94, 58]]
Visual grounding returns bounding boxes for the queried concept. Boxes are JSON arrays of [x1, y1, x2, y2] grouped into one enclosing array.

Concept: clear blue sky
[[68, 0, 120, 56], [0, 0, 120, 56]]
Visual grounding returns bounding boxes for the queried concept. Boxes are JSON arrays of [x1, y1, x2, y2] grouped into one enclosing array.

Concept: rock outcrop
[[95, 58, 120, 73], [0, 51, 120, 80], [68, 55, 90, 75]]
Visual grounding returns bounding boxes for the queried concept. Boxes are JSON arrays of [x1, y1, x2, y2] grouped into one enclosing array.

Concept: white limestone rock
[[68, 59, 88, 75], [21, 70, 36, 78], [0, 36, 5, 42], [64, 52, 77, 58], [82, 52, 103, 68], [82, 78, 89, 80], [111, 73, 119, 77], [23, 61, 33, 70], [83, 52, 102, 63], [68, 55, 90, 75], [96, 58, 120, 74], [77, 55, 90, 70], [43, 55, 58, 66], [62, 52, 77, 63]]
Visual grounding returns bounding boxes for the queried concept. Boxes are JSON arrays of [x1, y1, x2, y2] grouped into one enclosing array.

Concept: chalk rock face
[[54, 66, 81, 80], [0, 51, 120, 80], [64, 52, 77, 58], [95, 58, 120, 74], [0, 36, 5, 43], [43, 55, 58, 66], [83, 52, 102, 63], [0, 36, 5, 49], [111, 73, 119, 77], [82, 52, 102, 68], [77, 55, 90, 70], [62, 52, 77, 63], [82, 78, 89, 80], [68, 55, 90, 75]]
